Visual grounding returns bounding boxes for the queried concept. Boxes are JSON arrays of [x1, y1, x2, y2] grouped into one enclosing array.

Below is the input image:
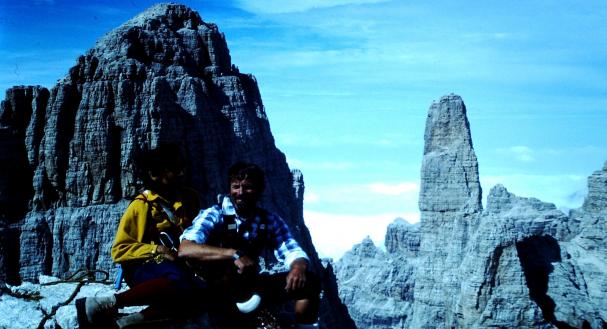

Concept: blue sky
[[2, 0, 606, 260]]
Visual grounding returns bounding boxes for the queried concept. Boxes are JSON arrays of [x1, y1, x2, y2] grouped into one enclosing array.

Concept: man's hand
[[156, 245, 177, 262], [285, 258, 308, 292], [234, 254, 257, 274]]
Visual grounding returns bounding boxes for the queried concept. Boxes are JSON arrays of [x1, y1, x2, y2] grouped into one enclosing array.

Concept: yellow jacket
[[111, 189, 200, 264]]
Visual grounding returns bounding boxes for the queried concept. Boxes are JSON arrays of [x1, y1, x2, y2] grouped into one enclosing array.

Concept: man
[[179, 162, 320, 329]]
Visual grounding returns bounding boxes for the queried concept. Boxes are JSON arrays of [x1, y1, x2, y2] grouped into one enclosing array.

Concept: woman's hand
[[156, 245, 177, 261]]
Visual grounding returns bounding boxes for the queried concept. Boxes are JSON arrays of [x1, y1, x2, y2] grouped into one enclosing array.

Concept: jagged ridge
[[335, 94, 607, 329]]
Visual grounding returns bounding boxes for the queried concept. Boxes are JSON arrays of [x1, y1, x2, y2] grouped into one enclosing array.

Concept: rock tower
[[0, 4, 353, 328]]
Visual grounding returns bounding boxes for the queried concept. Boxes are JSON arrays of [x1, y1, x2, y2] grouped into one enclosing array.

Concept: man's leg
[[294, 297, 320, 325], [257, 271, 321, 326]]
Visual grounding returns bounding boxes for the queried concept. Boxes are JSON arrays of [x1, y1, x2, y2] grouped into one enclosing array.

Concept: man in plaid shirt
[[179, 162, 320, 329]]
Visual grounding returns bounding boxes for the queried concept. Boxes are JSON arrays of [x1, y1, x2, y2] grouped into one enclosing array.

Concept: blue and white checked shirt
[[180, 196, 309, 268]]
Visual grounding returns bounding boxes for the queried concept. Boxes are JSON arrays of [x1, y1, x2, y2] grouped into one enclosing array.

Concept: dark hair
[[136, 143, 185, 183], [228, 162, 265, 191]]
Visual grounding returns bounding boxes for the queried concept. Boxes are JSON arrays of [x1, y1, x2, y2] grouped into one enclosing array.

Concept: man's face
[[230, 178, 261, 211]]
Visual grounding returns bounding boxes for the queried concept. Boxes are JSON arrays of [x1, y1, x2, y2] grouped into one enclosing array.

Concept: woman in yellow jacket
[[76, 144, 203, 329]]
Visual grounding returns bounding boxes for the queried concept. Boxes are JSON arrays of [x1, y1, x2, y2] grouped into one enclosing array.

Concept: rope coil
[[36, 268, 113, 329]]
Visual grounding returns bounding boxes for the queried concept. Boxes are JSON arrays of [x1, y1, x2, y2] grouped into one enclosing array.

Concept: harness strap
[[215, 195, 270, 258], [134, 190, 181, 249], [140, 190, 178, 226]]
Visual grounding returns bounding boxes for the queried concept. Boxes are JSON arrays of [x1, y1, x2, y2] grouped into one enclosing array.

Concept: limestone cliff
[[0, 4, 351, 328], [335, 94, 607, 328]]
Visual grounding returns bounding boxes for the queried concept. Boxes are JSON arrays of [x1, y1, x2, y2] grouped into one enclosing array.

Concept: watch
[[232, 250, 244, 261]]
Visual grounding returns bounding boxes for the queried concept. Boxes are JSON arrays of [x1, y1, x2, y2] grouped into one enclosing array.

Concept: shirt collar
[[221, 196, 261, 223], [221, 195, 237, 216]]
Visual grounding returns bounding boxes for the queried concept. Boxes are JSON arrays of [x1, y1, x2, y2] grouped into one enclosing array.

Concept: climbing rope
[[40, 268, 111, 286], [36, 269, 112, 329]]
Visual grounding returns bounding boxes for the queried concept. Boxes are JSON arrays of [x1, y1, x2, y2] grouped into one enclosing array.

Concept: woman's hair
[[227, 162, 265, 192], [135, 143, 185, 185]]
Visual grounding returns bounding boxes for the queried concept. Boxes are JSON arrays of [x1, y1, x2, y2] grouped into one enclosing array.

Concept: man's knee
[[290, 271, 321, 301], [305, 271, 321, 297]]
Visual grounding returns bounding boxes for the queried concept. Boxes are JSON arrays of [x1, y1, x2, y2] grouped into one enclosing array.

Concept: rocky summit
[[0, 4, 352, 328], [335, 94, 607, 328]]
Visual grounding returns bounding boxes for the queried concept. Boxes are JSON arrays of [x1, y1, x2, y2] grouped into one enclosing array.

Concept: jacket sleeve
[[269, 214, 309, 267], [111, 200, 157, 263]]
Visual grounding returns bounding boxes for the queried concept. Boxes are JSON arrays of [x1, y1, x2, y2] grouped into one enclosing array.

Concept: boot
[[115, 312, 145, 329], [76, 295, 117, 328], [116, 312, 173, 329]]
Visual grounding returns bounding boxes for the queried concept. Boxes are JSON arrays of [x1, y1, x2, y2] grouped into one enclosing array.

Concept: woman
[[76, 144, 204, 329]]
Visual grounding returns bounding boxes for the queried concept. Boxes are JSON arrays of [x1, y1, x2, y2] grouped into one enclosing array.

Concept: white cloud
[[276, 133, 422, 149], [368, 182, 418, 196], [480, 173, 587, 210], [303, 181, 420, 209], [304, 192, 320, 204], [303, 210, 419, 261], [234, 0, 389, 14], [299, 181, 421, 248], [287, 158, 355, 171], [497, 146, 535, 162], [461, 32, 518, 43]]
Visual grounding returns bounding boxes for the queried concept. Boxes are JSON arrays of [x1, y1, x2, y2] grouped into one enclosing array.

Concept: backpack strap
[[141, 190, 178, 226], [135, 190, 181, 249]]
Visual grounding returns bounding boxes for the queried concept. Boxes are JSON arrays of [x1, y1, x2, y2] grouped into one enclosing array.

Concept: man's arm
[[178, 240, 257, 273], [178, 239, 235, 261], [268, 213, 310, 267]]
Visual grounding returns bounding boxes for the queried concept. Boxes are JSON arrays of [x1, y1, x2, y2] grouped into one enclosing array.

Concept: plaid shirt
[[180, 196, 309, 267]]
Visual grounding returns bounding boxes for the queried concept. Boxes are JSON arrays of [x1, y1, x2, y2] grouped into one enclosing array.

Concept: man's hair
[[228, 162, 265, 191]]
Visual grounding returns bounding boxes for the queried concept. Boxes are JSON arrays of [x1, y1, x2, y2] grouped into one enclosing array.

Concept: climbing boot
[[76, 295, 117, 328], [115, 312, 173, 329], [115, 312, 145, 328]]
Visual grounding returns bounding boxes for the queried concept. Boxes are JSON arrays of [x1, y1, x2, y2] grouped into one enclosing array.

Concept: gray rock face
[[384, 218, 419, 257], [32, 3, 282, 212], [334, 237, 415, 329], [0, 4, 352, 328], [336, 94, 607, 328], [583, 161, 607, 213], [334, 221, 419, 329], [0, 86, 48, 221]]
